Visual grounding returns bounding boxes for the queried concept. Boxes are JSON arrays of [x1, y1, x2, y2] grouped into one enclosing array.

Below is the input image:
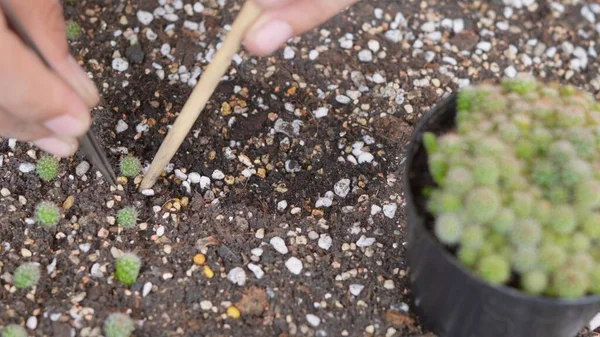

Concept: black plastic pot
[[404, 92, 600, 337]]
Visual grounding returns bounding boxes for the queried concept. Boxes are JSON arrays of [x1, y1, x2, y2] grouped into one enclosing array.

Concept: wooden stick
[[140, 1, 262, 190]]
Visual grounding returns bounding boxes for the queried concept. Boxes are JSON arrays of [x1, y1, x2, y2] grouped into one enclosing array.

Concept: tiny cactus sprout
[[115, 252, 142, 286], [116, 206, 138, 229], [476, 254, 510, 285], [66, 20, 81, 40], [422, 76, 600, 298], [34, 201, 60, 228], [119, 156, 142, 177], [13, 262, 40, 289], [36, 154, 59, 181], [104, 312, 135, 337], [1, 324, 28, 337]]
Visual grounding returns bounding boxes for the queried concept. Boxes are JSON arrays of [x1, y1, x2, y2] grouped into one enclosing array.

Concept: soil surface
[[1, 0, 600, 336]]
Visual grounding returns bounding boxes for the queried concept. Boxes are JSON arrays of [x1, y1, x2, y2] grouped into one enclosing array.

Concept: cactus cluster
[[1, 324, 27, 337], [116, 206, 138, 229], [13, 262, 40, 289], [119, 156, 141, 177], [424, 75, 600, 299], [115, 252, 141, 286], [104, 313, 135, 337], [36, 155, 59, 181], [34, 201, 60, 228]]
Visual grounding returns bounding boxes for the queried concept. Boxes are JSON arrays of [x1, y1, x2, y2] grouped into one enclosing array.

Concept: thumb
[[5, 0, 99, 107], [245, 0, 359, 56]]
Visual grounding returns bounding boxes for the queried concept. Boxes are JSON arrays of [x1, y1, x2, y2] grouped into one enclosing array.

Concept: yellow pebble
[[193, 254, 206, 265], [203, 265, 214, 278], [227, 306, 241, 319]]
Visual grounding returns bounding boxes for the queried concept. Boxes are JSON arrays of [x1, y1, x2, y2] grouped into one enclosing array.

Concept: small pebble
[[227, 267, 246, 286], [19, 163, 35, 173], [227, 306, 241, 319], [200, 300, 213, 310], [115, 120, 129, 133], [318, 235, 332, 250], [142, 282, 152, 297], [314, 107, 329, 119], [336, 95, 351, 104], [277, 200, 288, 212], [247, 263, 264, 279], [358, 50, 373, 62], [283, 46, 295, 59], [212, 170, 225, 180], [200, 176, 211, 189], [334, 179, 351, 198], [356, 235, 376, 247], [26, 316, 37, 330], [76, 161, 90, 176], [188, 172, 201, 184], [285, 257, 303, 275], [112, 58, 129, 72], [504, 66, 517, 78], [306, 314, 321, 327], [0, 188, 10, 197], [349, 284, 364, 296], [193, 2, 204, 13], [383, 204, 397, 218], [384, 280, 395, 289], [270, 237, 288, 254], [136, 10, 154, 25]]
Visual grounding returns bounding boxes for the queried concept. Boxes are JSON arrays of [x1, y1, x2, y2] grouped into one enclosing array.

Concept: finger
[[4, 0, 99, 107], [33, 136, 79, 158], [245, 0, 359, 56], [0, 107, 76, 157], [0, 21, 91, 137], [252, 0, 295, 8], [0, 107, 52, 141]]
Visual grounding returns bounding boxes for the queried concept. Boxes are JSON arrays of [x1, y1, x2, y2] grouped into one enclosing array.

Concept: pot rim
[[404, 91, 600, 306]]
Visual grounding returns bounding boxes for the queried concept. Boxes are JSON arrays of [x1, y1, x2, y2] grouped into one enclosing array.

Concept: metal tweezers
[[0, 0, 117, 185]]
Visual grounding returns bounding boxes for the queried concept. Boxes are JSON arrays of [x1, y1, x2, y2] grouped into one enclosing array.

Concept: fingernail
[[67, 55, 100, 107], [34, 137, 78, 158], [248, 19, 293, 55], [45, 114, 89, 137]]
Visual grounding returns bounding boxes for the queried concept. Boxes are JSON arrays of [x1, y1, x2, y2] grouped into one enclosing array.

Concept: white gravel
[[136, 10, 154, 25], [285, 257, 303, 275], [270, 237, 288, 254], [227, 267, 247, 286], [318, 235, 332, 250]]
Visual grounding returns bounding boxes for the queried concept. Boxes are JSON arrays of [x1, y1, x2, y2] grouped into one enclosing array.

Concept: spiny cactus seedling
[[120, 156, 141, 177], [13, 262, 40, 289], [423, 74, 600, 298], [115, 252, 141, 286], [34, 201, 60, 228], [66, 20, 81, 40], [1, 324, 27, 337], [36, 155, 59, 181], [104, 313, 135, 337], [116, 206, 138, 229]]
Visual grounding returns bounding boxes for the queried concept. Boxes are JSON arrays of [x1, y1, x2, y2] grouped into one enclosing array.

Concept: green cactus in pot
[[423, 74, 600, 299]]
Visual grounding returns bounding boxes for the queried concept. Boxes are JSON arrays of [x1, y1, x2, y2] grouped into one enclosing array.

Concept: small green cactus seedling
[[1, 324, 28, 337], [476, 254, 510, 285], [115, 252, 141, 286], [13, 262, 40, 289], [66, 20, 81, 40], [422, 75, 600, 299], [120, 156, 141, 177], [34, 201, 60, 228], [116, 206, 138, 229], [104, 313, 135, 337], [36, 155, 59, 181]]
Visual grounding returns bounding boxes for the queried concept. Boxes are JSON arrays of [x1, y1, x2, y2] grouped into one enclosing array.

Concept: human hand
[[244, 0, 359, 56], [0, 0, 99, 157]]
